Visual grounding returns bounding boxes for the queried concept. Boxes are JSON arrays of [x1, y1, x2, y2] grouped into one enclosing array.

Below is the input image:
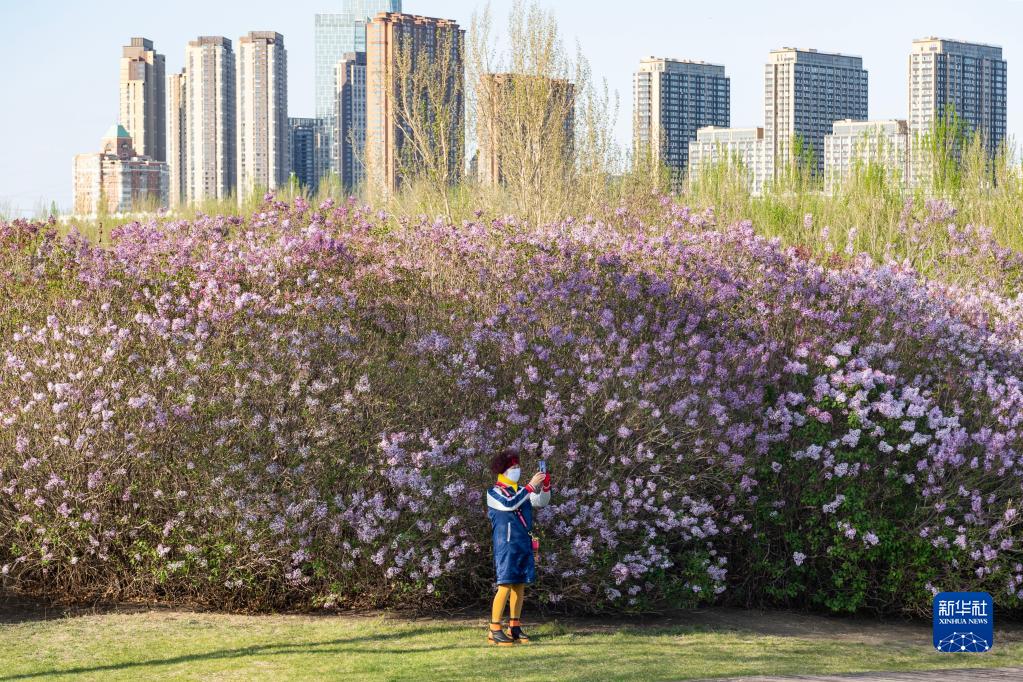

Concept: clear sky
[[1, 0, 1020, 214]]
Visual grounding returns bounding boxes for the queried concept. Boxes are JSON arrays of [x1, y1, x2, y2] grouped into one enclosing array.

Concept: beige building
[[824, 119, 909, 193], [477, 73, 575, 186], [184, 36, 236, 203], [237, 31, 289, 202], [120, 37, 166, 162], [688, 126, 770, 195], [166, 70, 187, 207], [73, 125, 168, 215], [365, 12, 464, 194]]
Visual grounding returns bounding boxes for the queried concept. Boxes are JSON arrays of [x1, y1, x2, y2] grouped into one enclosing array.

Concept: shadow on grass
[[0, 594, 193, 626], [1, 627, 674, 681], [0, 597, 71, 626], [0, 634, 844, 682], [0, 625, 477, 680]]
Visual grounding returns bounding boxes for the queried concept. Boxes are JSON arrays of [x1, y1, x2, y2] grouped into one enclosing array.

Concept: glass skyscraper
[[314, 1, 400, 179]]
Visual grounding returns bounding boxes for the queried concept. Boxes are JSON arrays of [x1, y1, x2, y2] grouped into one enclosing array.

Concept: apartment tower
[[335, 51, 367, 191], [288, 117, 319, 190], [908, 37, 1007, 186], [365, 12, 465, 194], [237, 31, 289, 201], [166, 70, 186, 207], [119, 37, 166, 161], [765, 48, 868, 177], [633, 58, 730, 180], [184, 36, 236, 203], [909, 38, 1007, 150]]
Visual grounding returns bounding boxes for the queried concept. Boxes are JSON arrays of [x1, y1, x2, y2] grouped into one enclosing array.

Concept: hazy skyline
[[1, 0, 1020, 214]]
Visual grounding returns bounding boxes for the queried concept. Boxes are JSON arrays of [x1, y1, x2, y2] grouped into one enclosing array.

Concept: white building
[[236, 31, 289, 202], [688, 126, 770, 195], [166, 70, 186, 207], [184, 36, 236, 203], [823, 119, 909, 193]]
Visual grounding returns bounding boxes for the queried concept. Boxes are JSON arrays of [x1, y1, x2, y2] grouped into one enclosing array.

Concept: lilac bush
[[2, 197, 1023, 615]]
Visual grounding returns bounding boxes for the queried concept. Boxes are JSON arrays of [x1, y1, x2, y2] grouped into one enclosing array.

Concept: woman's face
[[505, 465, 522, 482]]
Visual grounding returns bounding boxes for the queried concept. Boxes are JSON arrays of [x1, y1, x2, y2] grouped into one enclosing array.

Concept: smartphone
[[538, 459, 547, 474]]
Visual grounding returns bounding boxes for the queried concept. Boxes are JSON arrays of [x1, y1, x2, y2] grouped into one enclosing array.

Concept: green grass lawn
[[1, 610, 1022, 681]]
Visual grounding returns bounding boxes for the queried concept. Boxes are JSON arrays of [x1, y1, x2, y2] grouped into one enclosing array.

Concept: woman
[[485, 449, 551, 646]]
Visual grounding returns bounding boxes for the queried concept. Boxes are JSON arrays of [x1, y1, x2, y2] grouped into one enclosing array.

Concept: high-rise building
[[289, 117, 319, 191], [765, 48, 868, 177], [908, 37, 1007, 185], [365, 12, 465, 194], [335, 52, 367, 191], [166, 70, 187, 207], [477, 73, 575, 186], [73, 125, 168, 215], [688, 126, 770, 195], [119, 37, 166, 162], [633, 58, 730, 179], [315, 1, 401, 180], [184, 36, 236, 203], [823, 119, 909, 193], [237, 31, 288, 201]]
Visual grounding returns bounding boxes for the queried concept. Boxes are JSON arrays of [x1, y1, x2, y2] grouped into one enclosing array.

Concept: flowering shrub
[[2, 197, 1023, 615]]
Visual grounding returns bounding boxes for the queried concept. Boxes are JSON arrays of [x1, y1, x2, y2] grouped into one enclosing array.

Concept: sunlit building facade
[[824, 119, 909, 193], [73, 125, 168, 215], [688, 126, 769, 195], [184, 36, 236, 203], [119, 37, 166, 162], [236, 31, 288, 201], [365, 12, 464, 194]]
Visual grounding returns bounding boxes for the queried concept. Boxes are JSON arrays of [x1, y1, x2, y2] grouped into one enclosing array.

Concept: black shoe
[[510, 625, 530, 644], [488, 625, 515, 646]]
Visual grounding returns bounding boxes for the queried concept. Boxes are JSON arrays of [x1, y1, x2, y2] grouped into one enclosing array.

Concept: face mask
[[505, 467, 521, 483]]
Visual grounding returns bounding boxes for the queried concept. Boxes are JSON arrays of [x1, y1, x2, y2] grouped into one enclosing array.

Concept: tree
[[468, 1, 619, 225], [371, 16, 466, 217]]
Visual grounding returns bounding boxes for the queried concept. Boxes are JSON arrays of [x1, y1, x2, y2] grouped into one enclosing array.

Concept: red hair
[[489, 449, 520, 476]]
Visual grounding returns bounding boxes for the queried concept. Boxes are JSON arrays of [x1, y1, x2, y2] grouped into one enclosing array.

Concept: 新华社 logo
[[933, 592, 993, 653]]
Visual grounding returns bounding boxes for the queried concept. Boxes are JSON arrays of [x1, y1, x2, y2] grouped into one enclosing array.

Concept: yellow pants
[[490, 584, 525, 626]]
